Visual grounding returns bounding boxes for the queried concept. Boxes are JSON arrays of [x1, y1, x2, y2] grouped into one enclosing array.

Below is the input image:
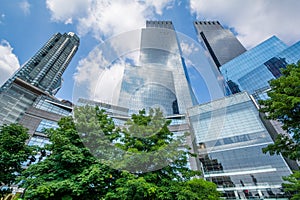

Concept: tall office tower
[[0, 32, 79, 125], [219, 37, 300, 167], [187, 92, 292, 199], [77, 21, 201, 170], [220, 36, 300, 100], [1, 32, 79, 95], [194, 21, 246, 68], [118, 21, 197, 115]]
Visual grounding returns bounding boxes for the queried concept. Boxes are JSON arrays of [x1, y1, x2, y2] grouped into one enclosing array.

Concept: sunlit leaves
[[0, 124, 35, 197]]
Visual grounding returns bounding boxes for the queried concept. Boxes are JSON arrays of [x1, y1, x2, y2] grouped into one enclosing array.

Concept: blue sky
[[0, 0, 299, 103]]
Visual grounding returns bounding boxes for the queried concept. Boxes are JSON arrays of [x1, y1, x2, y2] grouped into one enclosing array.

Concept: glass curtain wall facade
[[118, 21, 197, 115], [220, 36, 300, 101], [252, 41, 300, 101], [194, 21, 246, 68], [1, 32, 79, 95], [20, 95, 72, 166], [0, 32, 79, 125], [83, 21, 200, 170], [0, 78, 48, 125], [187, 92, 292, 199]]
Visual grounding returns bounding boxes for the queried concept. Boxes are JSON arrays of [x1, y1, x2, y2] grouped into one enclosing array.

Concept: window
[[36, 119, 59, 133]]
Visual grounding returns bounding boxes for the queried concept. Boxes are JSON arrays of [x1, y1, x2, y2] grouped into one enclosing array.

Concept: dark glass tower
[[194, 21, 246, 68], [1, 32, 79, 95], [0, 32, 79, 125]]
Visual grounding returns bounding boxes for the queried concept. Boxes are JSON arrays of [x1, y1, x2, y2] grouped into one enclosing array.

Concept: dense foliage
[[0, 124, 34, 197], [259, 62, 300, 160], [21, 117, 118, 200], [20, 107, 220, 199], [259, 62, 300, 199], [282, 170, 300, 200]]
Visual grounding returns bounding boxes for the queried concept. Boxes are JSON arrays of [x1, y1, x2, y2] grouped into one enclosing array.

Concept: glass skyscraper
[[187, 92, 292, 199], [220, 36, 300, 101], [0, 32, 79, 125], [0, 33, 79, 167], [194, 21, 246, 68], [1, 32, 79, 95], [118, 21, 197, 115], [117, 21, 201, 170]]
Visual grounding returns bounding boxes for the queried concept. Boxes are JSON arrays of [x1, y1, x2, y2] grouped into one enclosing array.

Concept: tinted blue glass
[[28, 135, 51, 147], [220, 36, 287, 91], [238, 65, 274, 94], [277, 41, 300, 64], [36, 119, 59, 133], [118, 26, 195, 115], [220, 37, 300, 102], [34, 96, 71, 116], [264, 57, 288, 78], [188, 92, 292, 197]]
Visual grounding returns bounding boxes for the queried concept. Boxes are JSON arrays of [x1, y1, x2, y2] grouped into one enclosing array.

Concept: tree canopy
[[282, 170, 300, 200], [259, 62, 300, 160], [20, 106, 220, 199], [21, 117, 119, 200], [0, 124, 34, 197], [259, 62, 300, 199]]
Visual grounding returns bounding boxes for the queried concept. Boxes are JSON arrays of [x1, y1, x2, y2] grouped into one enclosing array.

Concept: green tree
[[105, 172, 220, 200], [20, 117, 121, 200], [21, 106, 220, 199], [177, 179, 220, 200], [282, 171, 300, 200], [104, 108, 220, 199], [113, 109, 197, 174], [0, 124, 34, 197], [259, 62, 300, 160], [259, 62, 300, 199]]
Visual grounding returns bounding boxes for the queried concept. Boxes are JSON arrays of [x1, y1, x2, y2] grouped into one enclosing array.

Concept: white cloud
[[46, 0, 174, 40], [46, 0, 91, 24], [93, 62, 125, 104], [190, 0, 300, 48], [180, 41, 200, 67], [0, 40, 20, 86], [107, 29, 141, 64], [180, 41, 199, 57], [73, 46, 109, 100], [144, 0, 175, 15], [77, 0, 147, 40], [72, 29, 142, 102], [72, 39, 141, 103], [19, 0, 31, 16]]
